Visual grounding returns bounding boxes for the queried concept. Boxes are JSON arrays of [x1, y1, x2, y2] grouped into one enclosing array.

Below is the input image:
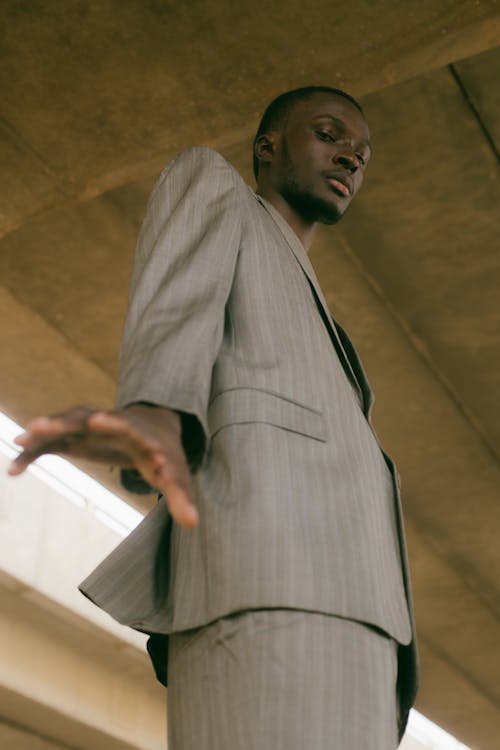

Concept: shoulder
[[144, 147, 248, 228], [159, 146, 245, 189], [171, 146, 234, 168]]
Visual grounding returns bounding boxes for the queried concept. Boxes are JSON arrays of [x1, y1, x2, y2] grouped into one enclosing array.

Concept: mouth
[[324, 173, 352, 198]]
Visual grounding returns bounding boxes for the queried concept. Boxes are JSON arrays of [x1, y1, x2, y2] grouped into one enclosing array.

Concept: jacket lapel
[[334, 320, 375, 419], [255, 194, 368, 412]]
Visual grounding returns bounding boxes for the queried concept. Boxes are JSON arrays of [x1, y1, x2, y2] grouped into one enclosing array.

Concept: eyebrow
[[314, 114, 372, 154]]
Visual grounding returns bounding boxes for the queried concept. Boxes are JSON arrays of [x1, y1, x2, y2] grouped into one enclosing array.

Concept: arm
[[117, 147, 242, 460], [8, 148, 242, 526]]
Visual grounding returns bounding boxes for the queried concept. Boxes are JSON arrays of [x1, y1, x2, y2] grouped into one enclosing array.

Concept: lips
[[324, 172, 352, 197]]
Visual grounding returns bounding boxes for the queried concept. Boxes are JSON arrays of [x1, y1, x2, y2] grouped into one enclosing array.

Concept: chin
[[311, 197, 346, 225], [282, 183, 347, 225], [317, 205, 345, 225]]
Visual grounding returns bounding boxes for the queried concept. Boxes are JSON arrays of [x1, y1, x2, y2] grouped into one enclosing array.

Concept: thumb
[[162, 474, 199, 529]]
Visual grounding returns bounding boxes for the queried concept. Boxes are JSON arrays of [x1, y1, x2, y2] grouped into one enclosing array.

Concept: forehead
[[287, 92, 370, 140]]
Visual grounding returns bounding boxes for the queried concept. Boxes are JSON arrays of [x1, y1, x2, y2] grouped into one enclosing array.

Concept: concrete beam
[[305, 227, 500, 748], [0, 453, 166, 749], [1, 1, 499, 234], [0, 286, 153, 508]]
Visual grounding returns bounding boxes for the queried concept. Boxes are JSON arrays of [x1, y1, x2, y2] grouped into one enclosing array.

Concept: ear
[[254, 133, 277, 170]]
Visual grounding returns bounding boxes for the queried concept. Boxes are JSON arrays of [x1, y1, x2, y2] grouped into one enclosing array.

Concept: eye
[[316, 130, 336, 142]]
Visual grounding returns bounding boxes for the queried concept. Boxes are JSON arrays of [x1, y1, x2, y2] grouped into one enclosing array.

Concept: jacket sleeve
[[115, 147, 242, 481]]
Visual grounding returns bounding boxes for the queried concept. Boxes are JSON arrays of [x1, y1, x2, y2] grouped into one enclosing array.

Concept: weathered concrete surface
[[0, 453, 166, 750], [1, 0, 499, 235], [307, 221, 500, 749], [0, 2, 499, 748]]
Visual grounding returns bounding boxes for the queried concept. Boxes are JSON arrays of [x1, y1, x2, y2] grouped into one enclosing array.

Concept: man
[[9, 86, 418, 749]]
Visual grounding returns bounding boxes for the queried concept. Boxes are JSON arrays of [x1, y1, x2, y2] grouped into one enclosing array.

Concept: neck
[[256, 185, 317, 252]]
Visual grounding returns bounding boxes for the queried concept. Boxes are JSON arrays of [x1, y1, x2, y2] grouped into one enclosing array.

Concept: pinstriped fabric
[[167, 610, 399, 750], [78, 147, 418, 735], [115, 147, 242, 439], [165, 184, 412, 646]]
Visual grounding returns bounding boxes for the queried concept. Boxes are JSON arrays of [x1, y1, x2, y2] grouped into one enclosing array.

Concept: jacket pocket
[[207, 387, 327, 442]]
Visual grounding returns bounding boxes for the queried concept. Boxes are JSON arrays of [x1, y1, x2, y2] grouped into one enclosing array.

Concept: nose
[[333, 151, 359, 173]]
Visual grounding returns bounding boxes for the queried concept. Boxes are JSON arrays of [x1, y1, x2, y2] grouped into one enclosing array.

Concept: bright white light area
[[0, 414, 472, 750], [405, 710, 472, 750], [0, 411, 143, 536]]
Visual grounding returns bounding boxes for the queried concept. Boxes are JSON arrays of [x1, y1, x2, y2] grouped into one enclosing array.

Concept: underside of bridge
[[1, 2, 499, 749]]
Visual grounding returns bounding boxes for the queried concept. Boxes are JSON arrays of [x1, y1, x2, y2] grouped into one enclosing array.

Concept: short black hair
[[253, 86, 364, 180]]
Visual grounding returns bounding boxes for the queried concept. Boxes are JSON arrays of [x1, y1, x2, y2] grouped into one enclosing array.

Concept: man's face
[[271, 93, 371, 225]]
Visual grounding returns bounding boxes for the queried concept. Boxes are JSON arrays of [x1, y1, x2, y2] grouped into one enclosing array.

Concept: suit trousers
[[167, 609, 400, 750]]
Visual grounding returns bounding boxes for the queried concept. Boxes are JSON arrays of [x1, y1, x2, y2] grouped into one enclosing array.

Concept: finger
[[85, 411, 118, 429], [137, 452, 199, 529], [24, 415, 55, 432], [8, 427, 135, 474], [162, 478, 199, 528], [8, 448, 47, 475], [12, 411, 127, 459], [25, 407, 95, 432], [14, 417, 54, 446], [14, 424, 63, 445], [86, 411, 147, 444], [86, 412, 166, 462], [15, 413, 91, 450], [13, 432, 29, 446], [11, 414, 154, 472], [11, 430, 83, 459], [8, 431, 85, 474]]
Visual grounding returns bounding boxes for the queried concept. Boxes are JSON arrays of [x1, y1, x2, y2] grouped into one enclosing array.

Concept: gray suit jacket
[[79, 147, 418, 739]]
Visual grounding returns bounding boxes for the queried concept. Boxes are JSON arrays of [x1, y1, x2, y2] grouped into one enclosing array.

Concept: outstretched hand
[[8, 404, 199, 529]]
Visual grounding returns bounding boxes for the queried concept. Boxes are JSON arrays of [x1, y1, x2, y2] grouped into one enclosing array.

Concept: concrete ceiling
[[1, 2, 499, 749]]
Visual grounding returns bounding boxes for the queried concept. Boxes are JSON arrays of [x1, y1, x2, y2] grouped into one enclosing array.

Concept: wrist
[[123, 402, 181, 432]]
